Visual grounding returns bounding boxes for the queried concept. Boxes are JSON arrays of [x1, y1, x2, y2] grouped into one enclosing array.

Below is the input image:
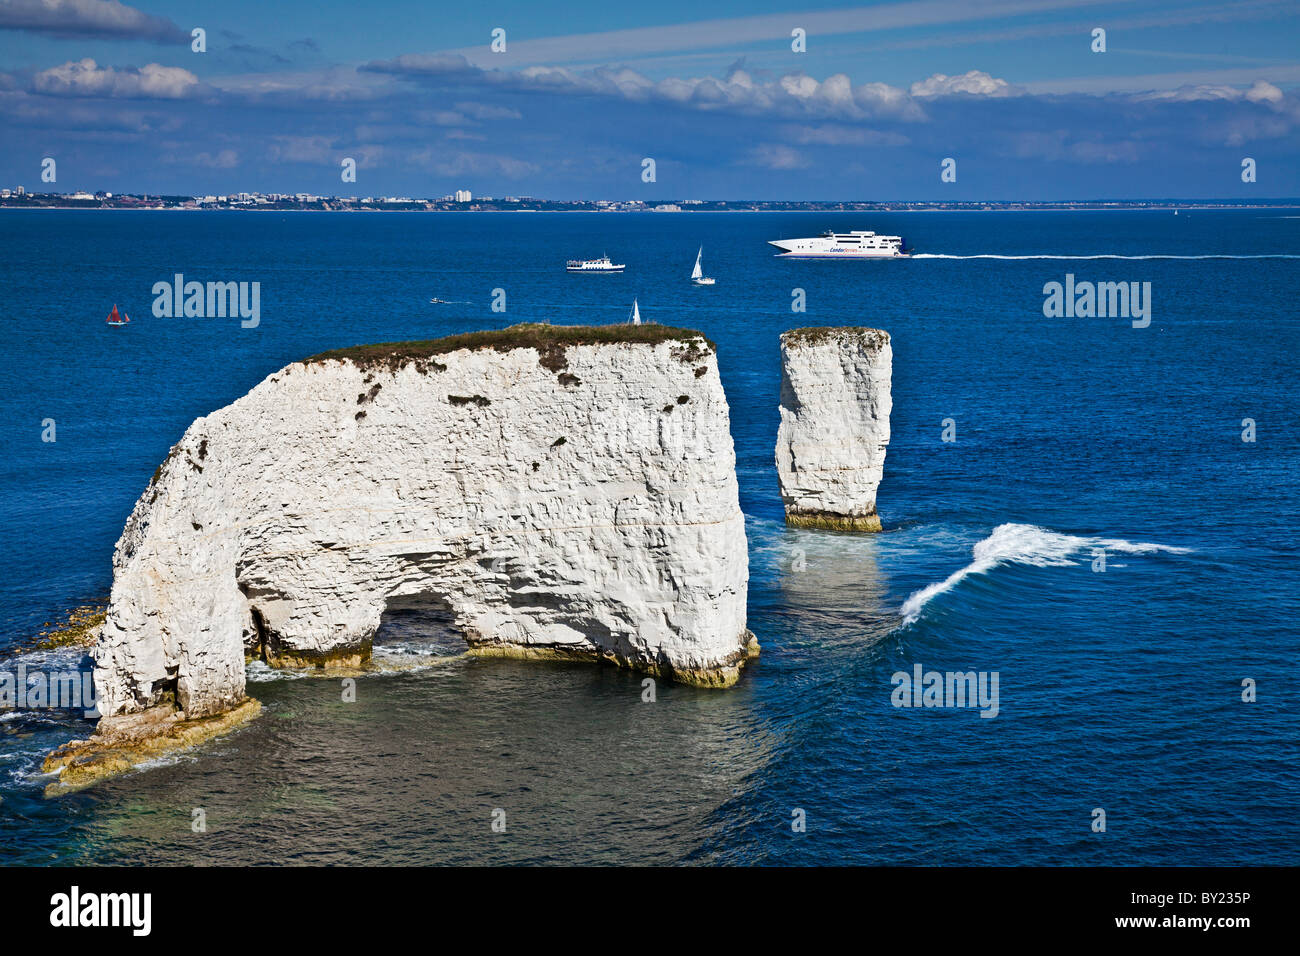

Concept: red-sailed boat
[[106, 304, 130, 326]]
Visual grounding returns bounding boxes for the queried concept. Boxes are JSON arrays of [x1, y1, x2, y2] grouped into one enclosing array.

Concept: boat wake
[[899, 523, 1191, 625], [912, 253, 1300, 260]]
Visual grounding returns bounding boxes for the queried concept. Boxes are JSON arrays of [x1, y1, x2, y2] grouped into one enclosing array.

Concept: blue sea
[[0, 208, 1296, 865]]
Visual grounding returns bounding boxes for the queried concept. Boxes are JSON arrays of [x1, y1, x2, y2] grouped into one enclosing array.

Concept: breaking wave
[[899, 523, 1192, 625]]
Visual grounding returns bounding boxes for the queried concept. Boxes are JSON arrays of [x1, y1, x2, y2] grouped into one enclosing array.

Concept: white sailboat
[[690, 247, 715, 285], [629, 298, 641, 325]]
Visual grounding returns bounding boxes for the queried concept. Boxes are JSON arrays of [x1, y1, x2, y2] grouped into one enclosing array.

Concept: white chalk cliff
[[775, 327, 892, 532], [94, 325, 754, 722]]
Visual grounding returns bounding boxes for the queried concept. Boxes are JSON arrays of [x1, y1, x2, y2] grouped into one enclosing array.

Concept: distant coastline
[[1, 192, 1297, 213]]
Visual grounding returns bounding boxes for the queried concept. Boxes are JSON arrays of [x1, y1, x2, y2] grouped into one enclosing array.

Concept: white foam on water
[[245, 659, 307, 683], [2, 644, 91, 671], [243, 647, 458, 684], [368, 644, 462, 673], [899, 523, 1192, 624], [3, 746, 58, 786], [912, 253, 1300, 260]]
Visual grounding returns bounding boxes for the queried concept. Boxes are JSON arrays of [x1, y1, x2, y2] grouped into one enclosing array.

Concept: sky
[[0, 0, 1297, 199]]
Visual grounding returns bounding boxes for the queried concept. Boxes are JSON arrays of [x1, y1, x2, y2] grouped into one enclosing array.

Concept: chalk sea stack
[[776, 326, 892, 532], [45, 324, 756, 793]]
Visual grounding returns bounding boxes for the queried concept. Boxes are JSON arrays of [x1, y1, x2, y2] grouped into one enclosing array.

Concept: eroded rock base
[[467, 630, 760, 688], [785, 510, 883, 533], [42, 697, 261, 797], [258, 643, 372, 670]]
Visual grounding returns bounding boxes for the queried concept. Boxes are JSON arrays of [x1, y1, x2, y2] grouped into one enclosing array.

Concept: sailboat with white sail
[[629, 298, 641, 325], [690, 247, 715, 285]]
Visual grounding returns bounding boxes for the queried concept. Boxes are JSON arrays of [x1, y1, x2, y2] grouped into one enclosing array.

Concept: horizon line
[[3, 192, 1299, 206]]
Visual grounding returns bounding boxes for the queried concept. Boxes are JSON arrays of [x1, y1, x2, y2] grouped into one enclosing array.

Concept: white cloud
[[0, 0, 187, 42], [455, 101, 522, 121], [365, 53, 477, 76], [409, 148, 538, 178], [1135, 79, 1285, 104], [424, 110, 468, 126], [744, 144, 810, 170], [1246, 81, 1285, 104], [910, 70, 1017, 97], [1024, 64, 1300, 95], [212, 67, 391, 102], [266, 135, 336, 164], [785, 124, 910, 147], [1067, 140, 1142, 164], [368, 55, 928, 121], [190, 149, 239, 169], [33, 58, 199, 99]]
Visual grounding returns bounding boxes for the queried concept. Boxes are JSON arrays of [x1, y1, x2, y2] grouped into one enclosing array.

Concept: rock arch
[[94, 326, 756, 725]]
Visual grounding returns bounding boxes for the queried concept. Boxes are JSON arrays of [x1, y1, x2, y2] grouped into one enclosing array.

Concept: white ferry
[[566, 254, 625, 273], [768, 230, 909, 258]]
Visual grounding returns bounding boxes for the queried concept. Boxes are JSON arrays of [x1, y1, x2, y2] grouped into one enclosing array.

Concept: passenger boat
[[768, 230, 909, 258], [566, 255, 625, 273]]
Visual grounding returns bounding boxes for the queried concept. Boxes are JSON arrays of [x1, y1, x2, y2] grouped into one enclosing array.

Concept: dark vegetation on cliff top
[[782, 326, 890, 348], [303, 323, 715, 372]]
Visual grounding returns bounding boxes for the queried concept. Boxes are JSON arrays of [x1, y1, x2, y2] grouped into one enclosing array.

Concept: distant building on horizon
[[454, 189, 472, 203]]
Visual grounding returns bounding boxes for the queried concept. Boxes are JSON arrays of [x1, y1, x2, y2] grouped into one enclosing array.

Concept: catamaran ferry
[[566, 255, 625, 273], [768, 230, 909, 258]]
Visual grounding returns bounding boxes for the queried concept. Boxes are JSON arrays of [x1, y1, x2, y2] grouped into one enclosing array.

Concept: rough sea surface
[[0, 209, 1296, 865]]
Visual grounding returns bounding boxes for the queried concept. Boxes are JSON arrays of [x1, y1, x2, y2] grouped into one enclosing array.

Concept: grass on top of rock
[[303, 323, 715, 373], [782, 326, 890, 348]]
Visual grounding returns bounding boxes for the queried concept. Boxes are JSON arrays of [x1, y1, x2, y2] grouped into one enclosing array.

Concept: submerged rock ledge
[[783, 511, 884, 533], [42, 698, 262, 796], [46, 324, 754, 791]]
